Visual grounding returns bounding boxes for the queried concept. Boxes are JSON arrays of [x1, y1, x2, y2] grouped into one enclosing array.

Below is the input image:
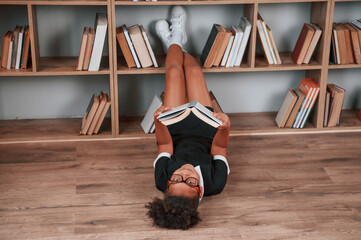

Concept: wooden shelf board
[[0, 0, 108, 6], [328, 62, 361, 70], [0, 117, 112, 143], [0, 68, 33, 76], [255, 52, 322, 71], [37, 57, 110, 76]]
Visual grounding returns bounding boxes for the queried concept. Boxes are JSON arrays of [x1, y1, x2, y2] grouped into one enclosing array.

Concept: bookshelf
[[0, 0, 360, 143]]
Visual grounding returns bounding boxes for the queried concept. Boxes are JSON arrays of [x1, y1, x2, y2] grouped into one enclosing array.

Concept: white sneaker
[[155, 19, 171, 53], [170, 6, 187, 45]]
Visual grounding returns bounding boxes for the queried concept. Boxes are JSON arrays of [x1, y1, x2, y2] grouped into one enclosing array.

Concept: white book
[[226, 26, 242, 67], [293, 87, 316, 128], [140, 25, 158, 68], [229, 26, 244, 67], [15, 26, 24, 70], [141, 95, 163, 134], [234, 17, 252, 66], [220, 35, 234, 67], [121, 24, 141, 68], [88, 13, 108, 71], [333, 28, 341, 65], [300, 87, 319, 128], [256, 19, 274, 64], [261, 21, 277, 64]]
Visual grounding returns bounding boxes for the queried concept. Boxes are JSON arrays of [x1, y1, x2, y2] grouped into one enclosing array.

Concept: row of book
[[80, 91, 111, 135], [324, 83, 345, 127], [116, 24, 158, 68], [292, 23, 323, 64], [76, 13, 108, 72], [141, 91, 222, 134], [200, 17, 252, 68], [257, 13, 282, 65], [1, 25, 31, 69], [330, 20, 361, 65], [275, 78, 320, 129]]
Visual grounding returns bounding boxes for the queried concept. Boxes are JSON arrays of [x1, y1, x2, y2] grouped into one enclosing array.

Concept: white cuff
[[213, 155, 230, 175], [153, 152, 171, 168]]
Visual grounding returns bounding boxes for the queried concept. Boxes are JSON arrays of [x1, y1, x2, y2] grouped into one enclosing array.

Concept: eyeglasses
[[167, 174, 200, 193]]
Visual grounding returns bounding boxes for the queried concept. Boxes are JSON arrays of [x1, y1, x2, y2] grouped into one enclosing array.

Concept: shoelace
[[160, 30, 171, 41], [170, 17, 183, 32]]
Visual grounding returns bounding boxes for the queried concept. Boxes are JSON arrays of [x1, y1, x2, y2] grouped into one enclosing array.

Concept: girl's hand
[[154, 106, 173, 119], [212, 112, 231, 130]]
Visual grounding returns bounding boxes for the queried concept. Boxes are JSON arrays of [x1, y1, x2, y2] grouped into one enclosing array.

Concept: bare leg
[[163, 44, 187, 108], [183, 52, 212, 108]]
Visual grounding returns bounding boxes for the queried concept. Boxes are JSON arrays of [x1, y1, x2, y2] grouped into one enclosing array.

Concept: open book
[[157, 101, 222, 128]]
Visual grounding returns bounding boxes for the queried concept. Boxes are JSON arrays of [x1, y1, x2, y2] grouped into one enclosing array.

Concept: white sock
[[169, 30, 183, 49]]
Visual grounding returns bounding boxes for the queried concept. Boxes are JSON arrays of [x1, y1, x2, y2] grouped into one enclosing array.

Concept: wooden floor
[[0, 133, 361, 239]]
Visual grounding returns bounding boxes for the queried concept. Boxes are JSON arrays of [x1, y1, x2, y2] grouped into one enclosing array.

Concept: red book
[[291, 23, 315, 64], [359, 109, 361, 121]]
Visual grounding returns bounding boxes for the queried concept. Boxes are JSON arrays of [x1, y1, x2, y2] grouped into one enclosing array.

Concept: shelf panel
[[255, 52, 323, 71], [116, 52, 323, 75], [0, 68, 33, 76], [0, 117, 112, 143], [328, 62, 361, 70], [0, 0, 108, 6]]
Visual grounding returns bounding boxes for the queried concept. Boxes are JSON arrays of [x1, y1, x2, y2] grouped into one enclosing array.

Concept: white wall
[[0, 2, 360, 119]]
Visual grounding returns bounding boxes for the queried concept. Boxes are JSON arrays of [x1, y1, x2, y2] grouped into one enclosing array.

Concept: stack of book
[[76, 13, 108, 72], [257, 13, 281, 65], [1, 25, 31, 69], [330, 20, 361, 65], [324, 83, 346, 127], [275, 78, 320, 129], [80, 91, 111, 135], [200, 17, 252, 68], [141, 91, 222, 134], [292, 23, 323, 64], [116, 24, 158, 68]]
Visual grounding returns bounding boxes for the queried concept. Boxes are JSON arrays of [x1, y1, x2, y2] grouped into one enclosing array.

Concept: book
[[262, 22, 277, 64], [324, 90, 331, 127], [234, 17, 252, 66], [141, 94, 163, 134], [292, 23, 315, 64], [257, 13, 274, 64], [359, 109, 361, 121], [351, 19, 361, 30], [344, 23, 361, 64], [11, 25, 22, 69], [81, 94, 100, 135], [139, 25, 158, 68], [213, 26, 232, 67], [285, 89, 305, 128], [200, 24, 226, 68], [15, 25, 24, 70], [303, 23, 322, 64], [1, 31, 11, 69], [266, 24, 281, 64], [157, 101, 222, 128], [342, 24, 354, 64], [275, 89, 298, 128], [327, 83, 346, 127], [7, 34, 14, 69], [76, 27, 89, 71], [128, 24, 153, 68], [330, 27, 337, 64], [220, 34, 235, 67], [93, 91, 111, 134], [83, 27, 95, 70], [335, 23, 348, 64], [333, 25, 341, 64], [21, 26, 30, 69], [88, 13, 108, 71], [87, 91, 107, 135], [293, 78, 316, 128], [121, 24, 141, 68], [116, 26, 136, 68], [299, 79, 320, 128], [226, 25, 243, 67]]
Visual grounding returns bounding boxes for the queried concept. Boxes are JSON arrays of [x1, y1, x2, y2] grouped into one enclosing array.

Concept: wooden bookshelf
[[0, 0, 360, 143]]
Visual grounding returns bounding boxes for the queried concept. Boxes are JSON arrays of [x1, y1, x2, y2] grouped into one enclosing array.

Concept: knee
[[166, 65, 183, 78], [186, 64, 202, 75]]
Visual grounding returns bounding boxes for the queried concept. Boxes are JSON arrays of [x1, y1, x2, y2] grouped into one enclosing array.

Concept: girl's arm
[[154, 106, 174, 154], [210, 112, 230, 157]]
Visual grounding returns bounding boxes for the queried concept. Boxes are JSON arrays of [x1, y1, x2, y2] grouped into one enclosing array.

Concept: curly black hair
[[145, 193, 200, 230]]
